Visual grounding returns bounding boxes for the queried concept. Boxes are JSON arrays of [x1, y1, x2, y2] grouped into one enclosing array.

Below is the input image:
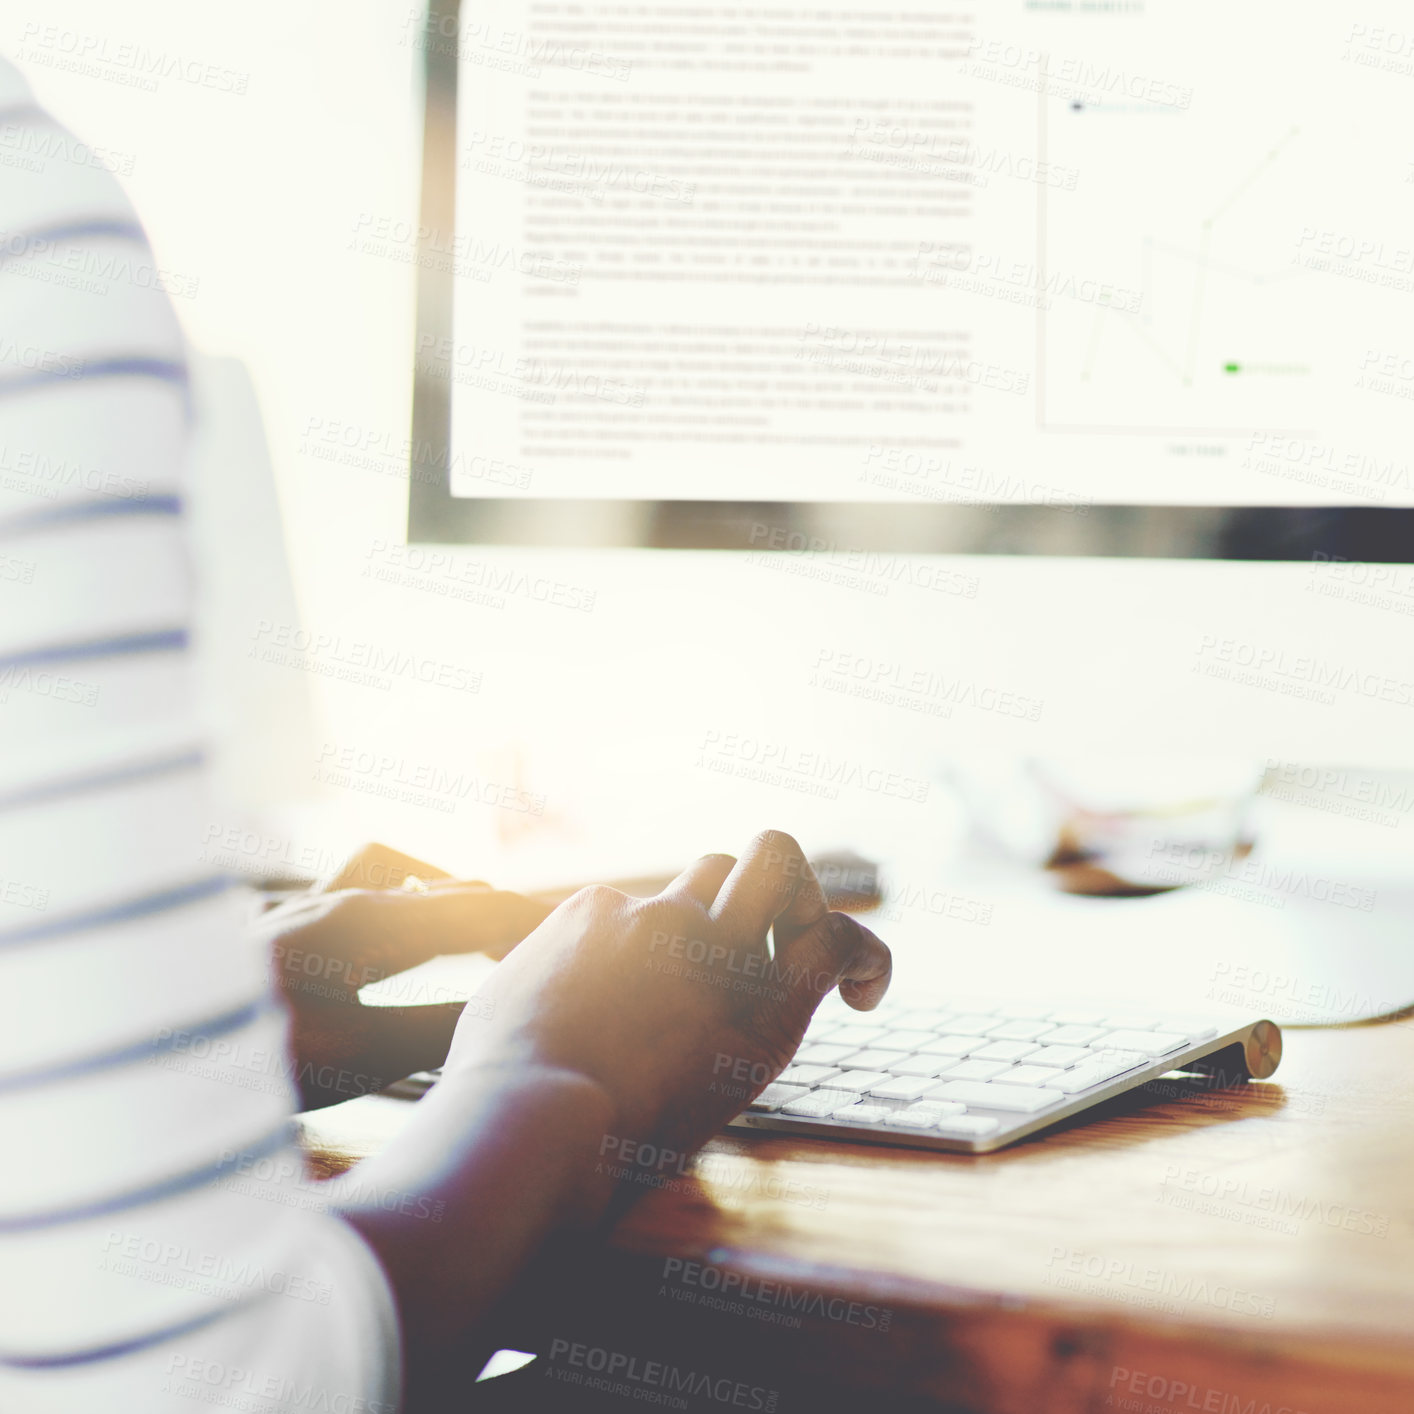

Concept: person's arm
[[328, 831, 891, 1411], [332, 1062, 614, 1392], [0, 67, 401, 1410]]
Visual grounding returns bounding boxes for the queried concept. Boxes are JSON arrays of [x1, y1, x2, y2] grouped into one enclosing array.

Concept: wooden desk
[[301, 1015, 1414, 1414]]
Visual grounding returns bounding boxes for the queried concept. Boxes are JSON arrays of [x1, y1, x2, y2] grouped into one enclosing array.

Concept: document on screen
[[443, 0, 1414, 508]]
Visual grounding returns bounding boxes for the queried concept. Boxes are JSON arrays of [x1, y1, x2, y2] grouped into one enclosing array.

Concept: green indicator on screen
[[1223, 362, 1241, 373]]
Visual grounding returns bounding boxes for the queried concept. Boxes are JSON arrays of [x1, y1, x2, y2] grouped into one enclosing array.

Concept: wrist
[[434, 1059, 621, 1224], [330, 1058, 619, 1244], [328, 1060, 621, 1386]]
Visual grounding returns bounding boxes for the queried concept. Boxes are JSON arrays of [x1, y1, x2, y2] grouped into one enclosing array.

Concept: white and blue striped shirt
[[0, 58, 400, 1412]]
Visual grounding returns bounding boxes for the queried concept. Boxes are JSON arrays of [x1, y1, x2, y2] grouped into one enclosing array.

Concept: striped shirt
[[0, 59, 400, 1411]]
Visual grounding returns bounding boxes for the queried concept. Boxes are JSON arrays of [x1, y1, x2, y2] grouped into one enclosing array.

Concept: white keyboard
[[391, 995, 1281, 1156], [727, 993, 1283, 1153]]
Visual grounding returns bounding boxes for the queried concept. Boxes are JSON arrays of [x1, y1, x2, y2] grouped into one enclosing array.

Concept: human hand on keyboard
[[329, 831, 888, 1392], [258, 876, 551, 1108], [445, 829, 891, 1178]]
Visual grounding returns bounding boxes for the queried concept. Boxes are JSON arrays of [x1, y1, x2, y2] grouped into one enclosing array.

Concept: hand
[[329, 830, 890, 1402], [446, 829, 891, 1179], [258, 850, 551, 1108]]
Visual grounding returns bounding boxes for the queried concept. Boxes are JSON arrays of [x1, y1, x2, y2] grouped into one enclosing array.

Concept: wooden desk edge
[[305, 1101, 1414, 1414]]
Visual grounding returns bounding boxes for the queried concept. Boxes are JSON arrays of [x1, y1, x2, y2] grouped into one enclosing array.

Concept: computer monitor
[[405, 0, 1413, 553], [394, 0, 1414, 1024]]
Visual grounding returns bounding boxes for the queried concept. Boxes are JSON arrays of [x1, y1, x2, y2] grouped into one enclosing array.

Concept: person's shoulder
[[0, 54, 186, 523], [0, 55, 142, 230], [0, 51, 34, 109]]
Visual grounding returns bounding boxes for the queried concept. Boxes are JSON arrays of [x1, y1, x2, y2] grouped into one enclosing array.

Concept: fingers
[[710, 830, 828, 946], [257, 891, 342, 929], [321, 842, 453, 893], [380, 887, 553, 960], [659, 853, 736, 908], [292, 1003, 466, 1109], [773, 912, 892, 1023]]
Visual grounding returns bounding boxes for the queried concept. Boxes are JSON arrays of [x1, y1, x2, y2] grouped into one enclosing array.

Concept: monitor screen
[[406, 0, 1414, 551]]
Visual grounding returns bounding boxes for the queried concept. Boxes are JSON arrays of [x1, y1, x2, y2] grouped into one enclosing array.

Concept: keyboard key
[[898, 1099, 966, 1119], [778, 1064, 842, 1087], [831, 1023, 887, 1045], [867, 1005, 911, 1022], [933, 1115, 1001, 1139], [781, 1091, 856, 1118], [892, 1010, 950, 1028], [971, 1040, 1040, 1062], [1026, 1044, 1092, 1068], [885, 1055, 950, 1077], [868, 1029, 938, 1052], [810, 1088, 866, 1111], [868, 1075, 937, 1100], [1172, 1022, 1220, 1041], [1102, 1012, 1162, 1029], [834, 1103, 890, 1124], [946, 999, 1000, 1014], [1047, 1008, 1107, 1025], [934, 1059, 1009, 1081], [1053, 1051, 1147, 1093], [827, 1070, 892, 1093], [748, 1084, 809, 1112], [1052, 1066, 1107, 1094], [1036, 1023, 1109, 1045], [1095, 1029, 1188, 1057], [927, 1081, 1065, 1112], [795, 1043, 856, 1066], [915, 1035, 973, 1058], [916, 1012, 964, 1032], [939, 1014, 998, 1035], [993, 1003, 1054, 1020], [839, 1048, 909, 1071], [986, 1019, 1051, 1041], [883, 1113, 934, 1130], [991, 1064, 1061, 1087], [886, 1105, 960, 1128]]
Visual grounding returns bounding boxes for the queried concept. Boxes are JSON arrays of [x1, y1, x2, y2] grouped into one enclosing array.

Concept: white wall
[[14, 5, 1412, 889]]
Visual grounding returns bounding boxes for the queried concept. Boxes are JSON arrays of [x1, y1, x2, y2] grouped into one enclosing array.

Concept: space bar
[[931, 1081, 1064, 1112]]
